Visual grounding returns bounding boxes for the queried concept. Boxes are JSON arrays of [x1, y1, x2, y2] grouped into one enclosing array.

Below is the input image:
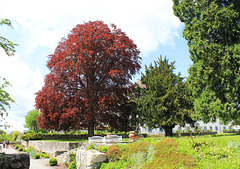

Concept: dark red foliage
[[35, 21, 141, 135]]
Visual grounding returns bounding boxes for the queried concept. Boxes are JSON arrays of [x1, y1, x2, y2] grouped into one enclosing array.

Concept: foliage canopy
[[35, 21, 141, 136], [173, 0, 240, 123], [133, 57, 194, 136], [24, 110, 40, 131]]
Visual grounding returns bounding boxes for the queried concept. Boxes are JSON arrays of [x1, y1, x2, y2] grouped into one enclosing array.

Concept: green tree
[[0, 18, 17, 127], [24, 110, 40, 131], [12, 130, 20, 140], [133, 57, 194, 136], [0, 19, 18, 56], [173, 0, 240, 124], [0, 77, 14, 128]]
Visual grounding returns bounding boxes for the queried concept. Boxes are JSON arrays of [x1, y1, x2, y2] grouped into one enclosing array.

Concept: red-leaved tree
[[35, 21, 141, 136]]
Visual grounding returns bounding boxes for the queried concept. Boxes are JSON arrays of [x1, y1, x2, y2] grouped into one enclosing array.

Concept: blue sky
[[0, 0, 192, 132]]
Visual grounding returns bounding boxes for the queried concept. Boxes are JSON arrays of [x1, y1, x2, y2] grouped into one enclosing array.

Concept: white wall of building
[[140, 119, 240, 135]]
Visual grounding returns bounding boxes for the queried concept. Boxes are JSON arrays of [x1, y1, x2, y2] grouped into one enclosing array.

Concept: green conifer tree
[[173, 0, 240, 124], [134, 57, 194, 136]]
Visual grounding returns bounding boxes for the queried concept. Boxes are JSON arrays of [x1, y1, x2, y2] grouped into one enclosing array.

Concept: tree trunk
[[164, 126, 173, 137], [88, 123, 94, 137]]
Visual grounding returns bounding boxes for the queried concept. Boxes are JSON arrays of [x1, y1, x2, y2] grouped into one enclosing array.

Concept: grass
[[100, 134, 240, 169]]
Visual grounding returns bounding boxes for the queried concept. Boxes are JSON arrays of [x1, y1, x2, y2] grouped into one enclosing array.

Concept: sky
[[0, 0, 192, 133]]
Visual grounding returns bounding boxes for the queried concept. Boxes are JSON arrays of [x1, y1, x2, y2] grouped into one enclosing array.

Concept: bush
[[27, 148, 37, 157], [68, 161, 76, 169], [49, 158, 58, 166], [64, 162, 69, 168], [23, 149, 27, 152], [15, 145, 19, 149], [96, 146, 108, 153], [106, 145, 121, 162], [21, 133, 41, 141], [44, 154, 49, 158], [86, 143, 95, 150], [40, 153, 46, 157], [69, 153, 76, 162], [19, 147, 23, 151], [34, 153, 40, 159]]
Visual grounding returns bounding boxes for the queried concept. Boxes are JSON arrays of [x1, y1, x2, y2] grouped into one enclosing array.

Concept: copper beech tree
[[35, 21, 141, 136]]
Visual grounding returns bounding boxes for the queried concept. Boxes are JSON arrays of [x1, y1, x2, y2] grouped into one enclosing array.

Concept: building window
[[148, 128, 152, 133], [159, 128, 163, 132], [210, 126, 213, 131], [215, 126, 218, 131], [204, 126, 207, 131], [223, 126, 226, 130]]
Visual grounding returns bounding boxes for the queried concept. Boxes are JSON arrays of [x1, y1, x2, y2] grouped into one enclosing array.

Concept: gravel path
[[1, 144, 66, 169]]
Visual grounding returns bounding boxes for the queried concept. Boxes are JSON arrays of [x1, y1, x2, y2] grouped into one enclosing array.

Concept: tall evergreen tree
[[173, 0, 240, 123], [134, 57, 194, 136]]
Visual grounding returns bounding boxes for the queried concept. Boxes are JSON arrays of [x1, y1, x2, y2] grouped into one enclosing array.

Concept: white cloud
[[0, 0, 183, 132], [0, 0, 181, 55], [0, 50, 44, 131]]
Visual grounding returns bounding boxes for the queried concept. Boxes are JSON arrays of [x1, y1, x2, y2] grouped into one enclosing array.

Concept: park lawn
[[100, 134, 240, 169], [176, 134, 240, 168]]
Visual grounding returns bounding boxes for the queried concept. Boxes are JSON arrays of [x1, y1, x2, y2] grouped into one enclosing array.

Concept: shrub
[[96, 146, 108, 153], [195, 129, 200, 132], [27, 148, 37, 157], [106, 145, 121, 162], [69, 153, 76, 162], [19, 147, 23, 151], [21, 133, 41, 141], [23, 149, 27, 152], [40, 153, 46, 157], [15, 145, 19, 149], [34, 153, 40, 159], [86, 143, 95, 150], [49, 158, 58, 166], [44, 154, 49, 158], [64, 162, 69, 167], [68, 161, 76, 169]]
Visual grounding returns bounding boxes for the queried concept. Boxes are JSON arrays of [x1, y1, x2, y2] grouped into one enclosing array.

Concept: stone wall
[[21, 140, 29, 147], [0, 153, 30, 169], [29, 141, 79, 156]]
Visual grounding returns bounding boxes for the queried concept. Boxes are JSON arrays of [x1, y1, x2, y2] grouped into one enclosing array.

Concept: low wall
[[29, 141, 79, 156], [21, 140, 29, 147], [0, 153, 30, 169]]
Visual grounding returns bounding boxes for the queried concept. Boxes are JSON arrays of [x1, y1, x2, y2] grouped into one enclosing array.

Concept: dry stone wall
[[0, 153, 30, 169], [29, 141, 79, 156]]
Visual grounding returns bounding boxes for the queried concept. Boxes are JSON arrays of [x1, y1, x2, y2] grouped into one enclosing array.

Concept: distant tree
[[173, 0, 240, 124], [12, 130, 20, 140], [35, 21, 141, 136], [133, 57, 194, 136], [24, 110, 40, 131]]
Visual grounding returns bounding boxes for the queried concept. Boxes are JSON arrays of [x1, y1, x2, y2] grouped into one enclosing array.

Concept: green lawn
[[100, 134, 240, 169]]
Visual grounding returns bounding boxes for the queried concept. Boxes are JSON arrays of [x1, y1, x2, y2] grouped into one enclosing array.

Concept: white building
[[140, 119, 240, 135]]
